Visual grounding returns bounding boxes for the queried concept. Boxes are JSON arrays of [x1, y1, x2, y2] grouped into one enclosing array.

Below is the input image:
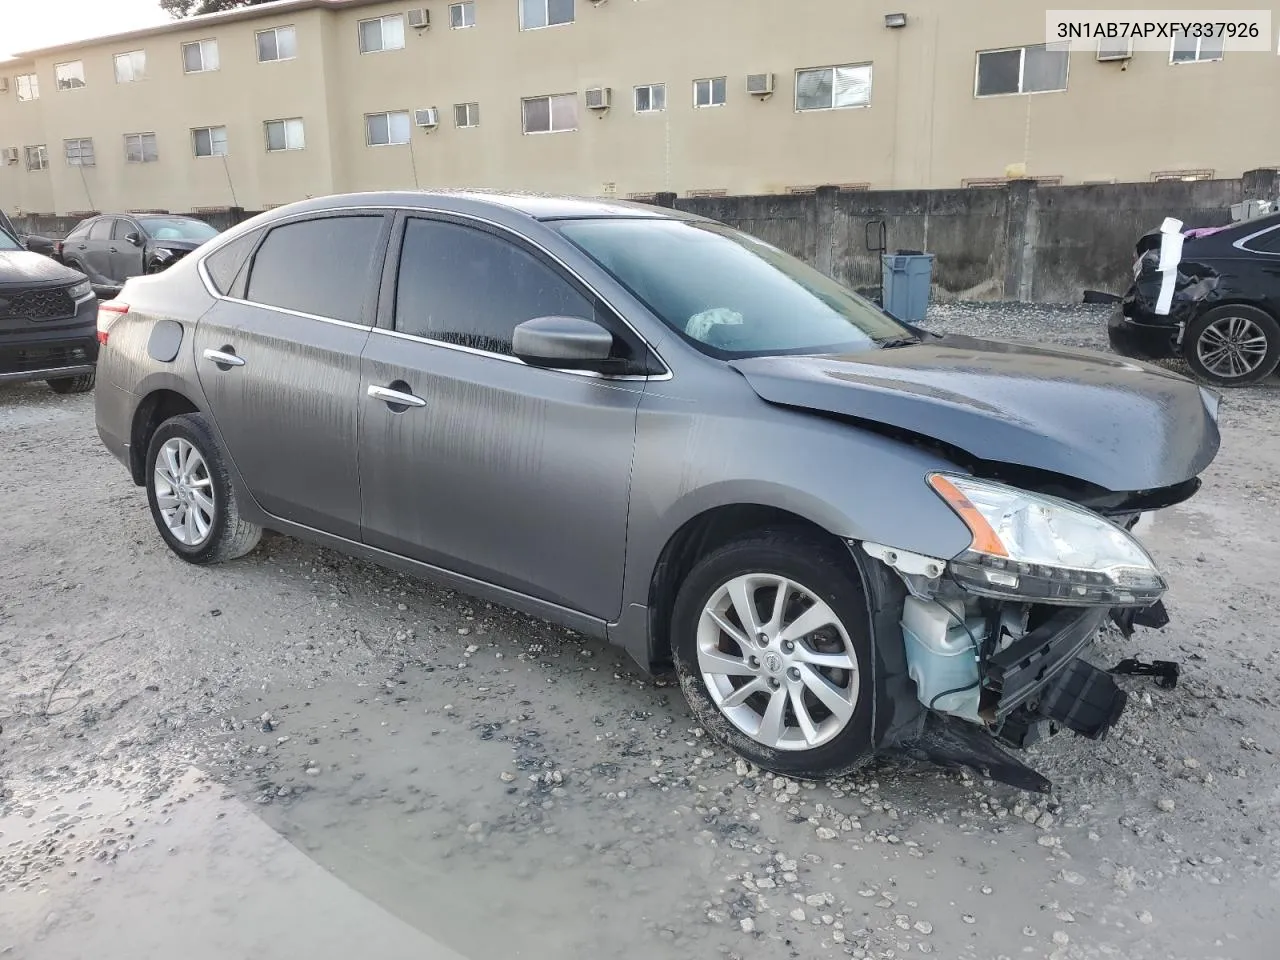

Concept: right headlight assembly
[[927, 473, 1167, 608]]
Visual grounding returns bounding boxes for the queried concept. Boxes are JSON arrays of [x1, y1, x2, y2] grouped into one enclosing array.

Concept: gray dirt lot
[[1, 303, 1278, 960]]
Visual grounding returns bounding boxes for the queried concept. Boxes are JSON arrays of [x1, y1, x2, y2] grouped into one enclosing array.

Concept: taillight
[[97, 301, 129, 345], [54, 240, 64, 256]]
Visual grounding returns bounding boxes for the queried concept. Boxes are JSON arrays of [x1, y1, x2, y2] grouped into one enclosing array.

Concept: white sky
[[0, 0, 170, 59]]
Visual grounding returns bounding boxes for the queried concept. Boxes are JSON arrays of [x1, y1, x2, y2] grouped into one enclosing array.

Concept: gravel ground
[[1, 303, 1277, 960]]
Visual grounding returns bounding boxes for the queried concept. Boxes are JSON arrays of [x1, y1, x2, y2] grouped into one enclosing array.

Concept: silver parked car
[[95, 191, 1220, 782]]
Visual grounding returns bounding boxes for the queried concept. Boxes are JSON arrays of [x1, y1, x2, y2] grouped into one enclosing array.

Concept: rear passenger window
[[246, 215, 385, 324], [395, 218, 593, 355], [203, 228, 262, 295], [88, 220, 113, 241]]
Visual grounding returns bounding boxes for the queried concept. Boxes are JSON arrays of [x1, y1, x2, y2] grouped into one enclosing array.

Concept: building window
[[183, 39, 220, 73], [521, 94, 577, 134], [520, 0, 573, 30], [15, 73, 39, 101], [114, 50, 147, 83], [795, 63, 872, 111], [450, 2, 476, 28], [64, 138, 95, 166], [634, 83, 666, 113], [192, 125, 229, 157], [1171, 31, 1224, 63], [454, 102, 480, 128], [54, 61, 86, 91], [694, 77, 726, 108], [358, 14, 405, 53], [257, 25, 297, 62], [124, 132, 159, 163], [25, 145, 49, 171], [975, 44, 1068, 97], [366, 110, 411, 146], [265, 118, 306, 151]]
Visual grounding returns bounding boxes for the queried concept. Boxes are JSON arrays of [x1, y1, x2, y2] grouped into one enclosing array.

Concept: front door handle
[[109, 246, 119, 253], [203, 348, 246, 368], [367, 384, 426, 408]]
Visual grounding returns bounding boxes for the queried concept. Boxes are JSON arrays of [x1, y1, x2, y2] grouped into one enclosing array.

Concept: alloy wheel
[[1196, 315, 1270, 379], [696, 573, 859, 751], [153, 437, 216, 546]]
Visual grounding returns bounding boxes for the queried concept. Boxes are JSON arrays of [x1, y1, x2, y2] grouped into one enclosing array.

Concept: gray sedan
[[94, 191, 1220, 782]]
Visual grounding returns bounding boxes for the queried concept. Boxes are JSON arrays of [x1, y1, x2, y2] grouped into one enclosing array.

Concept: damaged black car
[[1109, 213, 1280, 385]]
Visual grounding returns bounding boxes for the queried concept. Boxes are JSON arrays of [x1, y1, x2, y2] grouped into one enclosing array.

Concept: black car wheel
[[145, 413, 263, 564], [1184, 304, 1280, 386], [46, 373, 96, 394], [670, 527, 876, 779]]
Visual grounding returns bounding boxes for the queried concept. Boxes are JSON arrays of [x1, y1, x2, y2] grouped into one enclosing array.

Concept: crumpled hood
[[729, 335, 1221, 492], [150, 238, 206, 253], [0, 249, 85, 288]]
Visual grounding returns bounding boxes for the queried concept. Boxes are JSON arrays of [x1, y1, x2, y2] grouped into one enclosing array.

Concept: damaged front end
[[865, 472, 1180, 792]]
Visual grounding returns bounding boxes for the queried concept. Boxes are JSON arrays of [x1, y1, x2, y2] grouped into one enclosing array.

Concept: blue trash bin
[[881, 252, 935, 323]]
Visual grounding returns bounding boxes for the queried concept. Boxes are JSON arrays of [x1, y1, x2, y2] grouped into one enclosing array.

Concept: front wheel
[[145, 413, 262, 564], [670, 528, 876, 779], [1184, 304, 1280, 386], [46, 373, 96, 394]]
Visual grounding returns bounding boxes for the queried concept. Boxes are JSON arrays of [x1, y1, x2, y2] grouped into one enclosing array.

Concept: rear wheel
[[671, 528, 876, 778], [145, 413, 262, 564], [1184, 304, 1280, 386], [46, 373, 96, 394]]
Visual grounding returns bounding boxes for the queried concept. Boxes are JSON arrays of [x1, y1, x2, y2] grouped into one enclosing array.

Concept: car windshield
[[140, 217, 219, 242], [554, 217, 910, 358]]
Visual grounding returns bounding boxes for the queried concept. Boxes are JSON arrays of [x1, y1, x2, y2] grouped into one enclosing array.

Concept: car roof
[[269, 189, 708, 224]]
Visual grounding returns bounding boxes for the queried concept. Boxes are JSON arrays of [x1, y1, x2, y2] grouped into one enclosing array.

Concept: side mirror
[[125, 232, 142, 246], [512, 316, 615, 370]]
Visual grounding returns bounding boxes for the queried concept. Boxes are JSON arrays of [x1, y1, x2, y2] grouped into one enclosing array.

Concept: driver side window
[[394, 217, 594, 357], [111, 220, 135, 241]]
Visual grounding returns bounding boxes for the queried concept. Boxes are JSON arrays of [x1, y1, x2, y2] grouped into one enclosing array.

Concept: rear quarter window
[[1240, 226, 1280, 254], [202, 228, 263, 295]]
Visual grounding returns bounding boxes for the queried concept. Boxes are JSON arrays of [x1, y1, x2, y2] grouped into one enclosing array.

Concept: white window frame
[[974, 43, 1070, 98], [1170, 32, 1225, 64], [358, 14, 406, 54], [365, 110, 412, 146], [54, 60, 86, 91], [454, 102, 480, 128], [794, 63, 873, 112], [114, 50, 147, 83], [256, 25, 298, 63], [521, 93, 578, 134], [519, 0, 574, 31], [64, 138, 95, 166], [191, 125, 229, 158], [693, 77, 726, 108], [25, 145, 49, 171], [634, 82, 666, 113], [264, 118, 306, 152], [450, 2, 476, 28], [15, 73, 39, 101], [182, 38, 220, 73], [124, 132, 159, 163]]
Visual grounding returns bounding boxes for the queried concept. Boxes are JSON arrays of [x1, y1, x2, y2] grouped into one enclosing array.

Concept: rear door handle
[[109, 246, 118, 253], [367, 384, 426, 408], [203, 348, 246, 368]]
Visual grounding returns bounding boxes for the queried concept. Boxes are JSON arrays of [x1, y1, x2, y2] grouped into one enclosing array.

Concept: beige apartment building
[[0, 0, 1276, 216]]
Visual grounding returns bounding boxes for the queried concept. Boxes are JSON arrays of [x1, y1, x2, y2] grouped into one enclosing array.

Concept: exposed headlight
[[927, 473, 1166, 607], [67, 279, 93, 301]]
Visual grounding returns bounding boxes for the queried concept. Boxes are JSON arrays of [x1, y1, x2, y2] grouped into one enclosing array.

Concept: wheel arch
[[128, 387, 201, 485]]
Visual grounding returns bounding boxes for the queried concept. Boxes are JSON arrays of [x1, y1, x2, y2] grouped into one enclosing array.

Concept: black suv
[[0, 222, 98, 394], [59, 213, 218, 298]]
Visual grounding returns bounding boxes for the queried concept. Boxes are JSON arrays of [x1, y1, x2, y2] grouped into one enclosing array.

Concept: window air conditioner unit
[[0, 77, 9, 93], [414, 106, 439, 128], [746, 73, 774, 96], [2, 147, 18, 164], [585, 87, 612, 110], [407, 8, 430, 29], [1096, 38, 1133, 61]]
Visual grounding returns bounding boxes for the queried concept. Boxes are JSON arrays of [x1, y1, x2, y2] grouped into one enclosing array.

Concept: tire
[[46, 372, 96, 394], [670, 527, 876, 779], [145, 413, 262, 565], [1183, 304, 1280, 386]]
